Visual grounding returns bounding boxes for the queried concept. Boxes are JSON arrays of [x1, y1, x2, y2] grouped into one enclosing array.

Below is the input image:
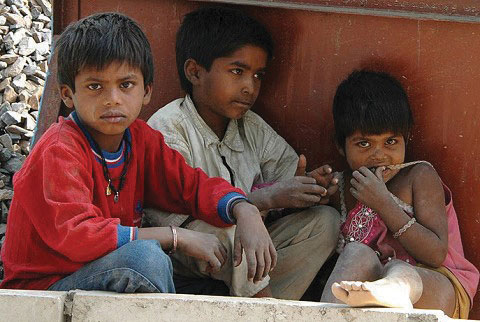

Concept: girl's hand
[[350, 166, 392, 211], [176, 228, 228, 273]]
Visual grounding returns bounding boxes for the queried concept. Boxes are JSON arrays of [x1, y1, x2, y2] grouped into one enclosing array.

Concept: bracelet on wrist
[[169, 225, 177, 254], [393, 217, 416, 239]]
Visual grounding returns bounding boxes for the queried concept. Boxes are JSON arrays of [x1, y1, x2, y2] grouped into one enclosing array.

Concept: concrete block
[[71, 291, 448, 322], [0, 289, 67, 322]]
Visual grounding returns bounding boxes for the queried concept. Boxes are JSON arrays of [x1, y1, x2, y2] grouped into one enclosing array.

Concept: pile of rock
[[0, 0, 52, 279]]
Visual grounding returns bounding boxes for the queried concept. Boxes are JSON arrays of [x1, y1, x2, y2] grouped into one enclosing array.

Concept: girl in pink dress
[[320, 70, 478, 319]]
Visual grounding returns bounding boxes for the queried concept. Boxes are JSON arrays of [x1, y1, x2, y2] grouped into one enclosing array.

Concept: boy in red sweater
[[0, 12, 275, 293]]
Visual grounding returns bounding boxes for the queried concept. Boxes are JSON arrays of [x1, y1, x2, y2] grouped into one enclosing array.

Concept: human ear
[[142, 84, 152, 105], [60, 85, 75, 109], [184, 58, 203, 86]]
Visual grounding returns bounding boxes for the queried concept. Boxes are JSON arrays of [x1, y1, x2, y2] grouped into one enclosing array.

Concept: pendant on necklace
[[114, 191, 119, 203], [106, 179, 112, 196]]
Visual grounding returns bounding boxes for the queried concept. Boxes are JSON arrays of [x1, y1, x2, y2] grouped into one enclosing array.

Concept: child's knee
[[339, 242, 381, 271], [123, 240, 173, 275]]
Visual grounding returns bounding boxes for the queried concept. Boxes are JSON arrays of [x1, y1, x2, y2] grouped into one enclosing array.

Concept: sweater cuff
[[117, 225, 138, 248], [217, 192, 247, 225]]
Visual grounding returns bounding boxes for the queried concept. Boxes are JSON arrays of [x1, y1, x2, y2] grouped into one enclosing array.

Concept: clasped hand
[[268, 155, 339, 209], [350, 166, 392, 211]]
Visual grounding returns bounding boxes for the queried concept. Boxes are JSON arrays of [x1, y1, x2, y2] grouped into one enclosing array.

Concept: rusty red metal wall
[[44, 0, 480, 317]]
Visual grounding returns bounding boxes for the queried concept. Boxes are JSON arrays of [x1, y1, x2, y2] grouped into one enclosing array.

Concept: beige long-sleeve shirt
[[147, 95, 299, 226]]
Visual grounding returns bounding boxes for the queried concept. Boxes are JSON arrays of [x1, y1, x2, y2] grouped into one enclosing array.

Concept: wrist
[[232, 200, 261, 222], [247, 189, 271, 211]]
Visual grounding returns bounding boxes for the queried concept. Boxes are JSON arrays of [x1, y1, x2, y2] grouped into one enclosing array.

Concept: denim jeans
[[48, 240, 175, 293]]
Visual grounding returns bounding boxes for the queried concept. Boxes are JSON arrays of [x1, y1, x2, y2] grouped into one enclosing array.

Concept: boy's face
[[190, 45, 268, 135], [340, 131, 405, 183], [60, 61, 152, 152]]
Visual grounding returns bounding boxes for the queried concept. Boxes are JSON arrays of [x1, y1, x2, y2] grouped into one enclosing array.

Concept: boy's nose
[[241, 77, 256, 95], [104, 88, 121, 106]]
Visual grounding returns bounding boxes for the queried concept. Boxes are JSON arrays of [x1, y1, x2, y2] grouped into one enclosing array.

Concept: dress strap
[[385, 160, 433, 170]]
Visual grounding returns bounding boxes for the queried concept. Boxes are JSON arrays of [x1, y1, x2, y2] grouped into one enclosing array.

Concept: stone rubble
[[0, 0, 52, 280]]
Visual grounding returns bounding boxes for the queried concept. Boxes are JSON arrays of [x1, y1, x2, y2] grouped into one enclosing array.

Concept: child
[[0, 12, 276, 293], [320, 70, 479, 319], [147, 6, 340, 300]]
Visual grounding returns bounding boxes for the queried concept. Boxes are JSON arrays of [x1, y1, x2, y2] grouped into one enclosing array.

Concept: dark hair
[[333, 70, 414, 149], [56, 12, 154, 91], [176, 6, 274, 95]]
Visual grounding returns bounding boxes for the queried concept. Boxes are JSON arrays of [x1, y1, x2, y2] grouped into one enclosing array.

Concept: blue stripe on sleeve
[[218, 192, 246, 224], [117, 225, 132, 248]]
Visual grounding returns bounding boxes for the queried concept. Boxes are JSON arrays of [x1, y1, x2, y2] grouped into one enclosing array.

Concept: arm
[[20, 143, 127, 263], [143, 126, 276, 278], [143, 128, 245, 227], [350, 165, 448, 267], [138, 226, 227, 273]]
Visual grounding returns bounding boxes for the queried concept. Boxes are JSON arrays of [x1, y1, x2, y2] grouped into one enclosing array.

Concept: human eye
[[357, 141, 370, 148], [120, 81, 134, 89], [386, 138, 398, 145], [231, 68, 243, 75], [87, 83, 102, 90], [254, 71, 265, 81]]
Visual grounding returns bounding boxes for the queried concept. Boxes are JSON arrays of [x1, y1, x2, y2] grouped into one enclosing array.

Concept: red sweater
[[0, 114, 245, 290]]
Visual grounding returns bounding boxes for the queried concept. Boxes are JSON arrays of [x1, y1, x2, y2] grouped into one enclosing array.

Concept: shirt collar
[[182, 95, 244, 152]]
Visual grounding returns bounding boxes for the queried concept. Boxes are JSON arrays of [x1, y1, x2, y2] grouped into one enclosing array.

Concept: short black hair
[[176, 6, 274, 95], [56, 12, 154, 91], [333, 70, 414, 149]]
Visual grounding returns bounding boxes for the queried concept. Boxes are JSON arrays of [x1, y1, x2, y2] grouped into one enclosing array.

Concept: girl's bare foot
[[331, 278, 413, 309]]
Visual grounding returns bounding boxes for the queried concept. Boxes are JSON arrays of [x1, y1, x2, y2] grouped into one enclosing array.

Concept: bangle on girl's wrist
[[393, 217, 416, 239]]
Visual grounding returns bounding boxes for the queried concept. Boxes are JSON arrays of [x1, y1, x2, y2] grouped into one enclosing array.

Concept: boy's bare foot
[[331, 279, 413, 309]]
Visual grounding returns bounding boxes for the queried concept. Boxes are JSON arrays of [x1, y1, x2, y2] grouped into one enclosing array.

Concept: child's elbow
[[430, 245, 448, 268]]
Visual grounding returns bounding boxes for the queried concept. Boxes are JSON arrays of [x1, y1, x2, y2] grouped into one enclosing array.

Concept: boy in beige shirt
[[147, 7, 340, 299]]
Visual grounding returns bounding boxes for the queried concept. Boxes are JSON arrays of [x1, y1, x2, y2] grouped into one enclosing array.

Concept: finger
[[351, 170, 367, 183], [233, 234, 243, 267], [246, 249, 257, 282], [254, 250, 265, 283], [375, 166, 385, 180], [219, 243, 228, 266], [207, 256, 222, 273], [350, 177, 361, 190], [214, 247, 226, 268], [331, 172, 341, 185], [308, 166, 333, 186], [263, 249, 272, 278], [357, 166, 373, 177], [301, 183, 327, 196], [296, 193, 322, 206], [309, 164, 332, 176], [326, 183, 339, 197], [350, 187, 359, 199], [296, 176, 317, 185], [269, 242, 277, 271], [294, 154, 307, 176]]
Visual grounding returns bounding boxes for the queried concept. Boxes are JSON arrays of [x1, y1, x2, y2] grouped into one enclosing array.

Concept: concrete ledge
[[70, 291, 449, 322], [0, 289, 67, 322]]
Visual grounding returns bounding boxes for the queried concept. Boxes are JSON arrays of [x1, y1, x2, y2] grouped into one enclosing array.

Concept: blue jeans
[[48, 240, 175, 293]]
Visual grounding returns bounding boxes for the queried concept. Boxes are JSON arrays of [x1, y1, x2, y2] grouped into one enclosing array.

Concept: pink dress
[[338, 162, 479, 305]]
